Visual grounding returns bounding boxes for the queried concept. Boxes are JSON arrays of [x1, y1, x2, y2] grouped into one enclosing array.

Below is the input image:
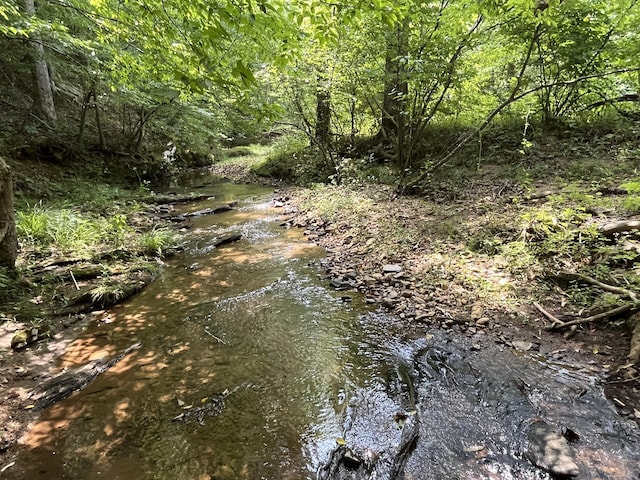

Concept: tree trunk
[[77, 90, 92, 143], [22, 0, 57, 127], [0, 157, 17, 269], [379, 19, 409, 144], [315, 84, 331, 147], [94, 93, 106, 150]]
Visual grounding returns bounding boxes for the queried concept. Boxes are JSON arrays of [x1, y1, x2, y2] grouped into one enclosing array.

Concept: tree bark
[[0, 157, 18, 269], [315, 85, 331, 147], [22, 0, 57, 127]]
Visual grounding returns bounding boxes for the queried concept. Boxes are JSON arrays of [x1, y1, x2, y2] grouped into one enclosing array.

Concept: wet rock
[[330, 278, 354, 291], [526, 419, 580, 477], [342, 448, 362, 469], [11, 325, 49, 350]]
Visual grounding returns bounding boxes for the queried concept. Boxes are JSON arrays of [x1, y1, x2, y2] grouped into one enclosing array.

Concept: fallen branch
[[533, 302, 565, 328], [29, 342, 142, 410], [545, 304, 637, 330], [599, 220, 640, 236], [561, 272, 639, 303], [203, 327, 227, 344]]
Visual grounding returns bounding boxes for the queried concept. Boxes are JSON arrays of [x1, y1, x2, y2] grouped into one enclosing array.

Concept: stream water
[[9, 175, 640, 479]]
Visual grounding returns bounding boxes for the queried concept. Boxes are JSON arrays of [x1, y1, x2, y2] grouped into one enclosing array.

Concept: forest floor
[[2, 136, 640, 469]]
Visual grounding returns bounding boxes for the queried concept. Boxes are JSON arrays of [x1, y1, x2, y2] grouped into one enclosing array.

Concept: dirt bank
[[275, 182, 640, 427]]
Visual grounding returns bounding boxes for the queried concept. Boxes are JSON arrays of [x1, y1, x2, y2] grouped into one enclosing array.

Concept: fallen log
[[28, 342, 142, 410], [599, 220, 640, 236], [168, 202, 237, 222], [147, 193, 213, 204], [213, 233, 241, 248], [182, 203, 236, 218]]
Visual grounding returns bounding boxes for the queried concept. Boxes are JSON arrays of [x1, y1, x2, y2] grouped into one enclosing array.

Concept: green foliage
[[16, 205, 102, 251], [520, 206, 601, 268], [225, 146, 254, 158], [0, 266, 15, 303], [623, 195, 640, 215], [137, 228, 175, 257], [621, 181, 640, 194], [250, 135, 333, 183], [90, 281, 127, 306], [296, 185, 375, 222], [16, 203, 158, 256]]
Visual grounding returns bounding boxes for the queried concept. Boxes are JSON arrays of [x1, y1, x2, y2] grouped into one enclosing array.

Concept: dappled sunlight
[[61, 337, 118, 368], [209, 248, 271, 264], [158, 289, 188, 302], [22, 403, 88, 449]]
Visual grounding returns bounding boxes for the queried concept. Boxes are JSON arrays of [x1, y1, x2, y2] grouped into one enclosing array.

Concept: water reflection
[[13, 184, 371, 479]]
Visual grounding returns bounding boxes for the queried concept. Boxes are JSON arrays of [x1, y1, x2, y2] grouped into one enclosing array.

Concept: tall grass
[[17, 204, 101, 251], [16, 201, 177, 258]]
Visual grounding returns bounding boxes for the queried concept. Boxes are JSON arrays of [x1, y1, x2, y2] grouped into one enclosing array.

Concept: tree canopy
[[1, 0, 639, 171]]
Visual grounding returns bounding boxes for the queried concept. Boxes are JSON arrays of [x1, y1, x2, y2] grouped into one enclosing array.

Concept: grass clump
[[137, 228, 175, 256]]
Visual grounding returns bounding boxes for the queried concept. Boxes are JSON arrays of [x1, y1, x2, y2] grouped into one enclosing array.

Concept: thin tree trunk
[[94, 93, 106, 150], [77, 90, 92, 143], [379, 18, 409, 143], [0, 157, 17, 269], [22, 0, 57, 127], [315, 84, 331, 147], [135, 106, 146, 152]]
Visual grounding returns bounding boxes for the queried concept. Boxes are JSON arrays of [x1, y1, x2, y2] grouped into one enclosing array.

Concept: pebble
[[383, 264, 403, 273]]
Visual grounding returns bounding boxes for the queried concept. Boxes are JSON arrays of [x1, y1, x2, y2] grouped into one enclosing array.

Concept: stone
[[11, 330, 29, 350], [342, 449, 362, 469], [526, 419, 580, 477], [512, 341, 533, 352], [470, 304, 483, 320], [382, 264, 402, 273]]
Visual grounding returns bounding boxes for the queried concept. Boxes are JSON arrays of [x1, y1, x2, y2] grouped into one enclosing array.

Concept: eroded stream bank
[[6, 177, 640, 479]]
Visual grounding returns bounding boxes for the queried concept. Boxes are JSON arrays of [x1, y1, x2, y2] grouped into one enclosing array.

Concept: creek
[[9, 175, 640, 480]]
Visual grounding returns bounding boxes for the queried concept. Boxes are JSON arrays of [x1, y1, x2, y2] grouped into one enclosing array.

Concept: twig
[[533, 302, 565, 327], [203, 327, 227, 345], [545, 304, 637, 330], [69, 270, 80, 290]]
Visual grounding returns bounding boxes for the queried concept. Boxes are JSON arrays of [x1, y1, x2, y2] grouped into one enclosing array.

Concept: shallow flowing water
[[9, 175, 640, 479]]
